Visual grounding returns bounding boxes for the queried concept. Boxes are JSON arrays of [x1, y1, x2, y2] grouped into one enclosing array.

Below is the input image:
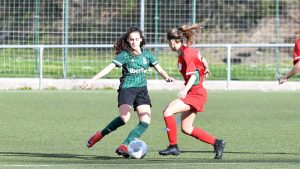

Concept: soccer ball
[[128, 139, 148, 159]]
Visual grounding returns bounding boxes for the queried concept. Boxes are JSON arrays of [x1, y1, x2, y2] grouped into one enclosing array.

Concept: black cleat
[[214, 139, 225, 159], [159, 145, 180, 156]]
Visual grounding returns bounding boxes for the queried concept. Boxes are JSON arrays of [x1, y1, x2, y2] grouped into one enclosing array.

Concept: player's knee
[[120, 114, 131, 123], [163, 107, 175, 117], [139, 113, 151, 124], [181, 126, 192, 135]]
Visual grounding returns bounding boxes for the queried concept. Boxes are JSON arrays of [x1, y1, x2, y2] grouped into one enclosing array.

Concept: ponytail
[[167, 23, 201, 45]]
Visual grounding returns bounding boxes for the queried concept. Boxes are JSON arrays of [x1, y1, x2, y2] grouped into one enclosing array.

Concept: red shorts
[[180, 87, 207, 112], [293, 38, 300, 65]]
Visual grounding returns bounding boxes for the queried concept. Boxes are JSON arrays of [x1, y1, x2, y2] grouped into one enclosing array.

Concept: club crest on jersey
[[178, 63, 182, 70], [143, 57, 147, 64]]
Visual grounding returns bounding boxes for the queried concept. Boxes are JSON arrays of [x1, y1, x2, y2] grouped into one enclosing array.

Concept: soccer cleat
[[159, 145, 180, 156], [115, 144, 130, 158], [214, 139, 225, 159], [86, 131, 103, 148]]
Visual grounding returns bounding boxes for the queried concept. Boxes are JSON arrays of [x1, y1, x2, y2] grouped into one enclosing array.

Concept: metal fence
[[0, 0, 299, 81], [0, 43, 294, 90]]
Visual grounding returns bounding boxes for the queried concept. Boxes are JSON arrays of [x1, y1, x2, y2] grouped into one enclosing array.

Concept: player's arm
[[286, 62, 300, 79], [178, 74, 196, 99], [198, 51, 211, 78], [81, 63, 116, 89], [278, 62, 300, 84], [202, 57, 211, 78], [285, 40, 300, 79], [278, 39, 300, 84], [153, 64, 174, 82]]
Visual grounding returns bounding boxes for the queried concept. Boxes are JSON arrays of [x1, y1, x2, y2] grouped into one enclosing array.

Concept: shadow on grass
[[0, 151, 118, 161], [0, 151, 299, 165], [149, 150, 300, 164], [181, 150, 300, 155]]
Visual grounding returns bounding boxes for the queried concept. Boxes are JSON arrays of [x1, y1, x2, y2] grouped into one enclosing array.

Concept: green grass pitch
[[0, 90, 299, 169]]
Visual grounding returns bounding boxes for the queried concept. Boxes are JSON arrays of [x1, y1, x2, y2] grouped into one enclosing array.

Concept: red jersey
[[293, 38, 300, 65], [178, 45, 207, 112], [178, 45, 205, 87]]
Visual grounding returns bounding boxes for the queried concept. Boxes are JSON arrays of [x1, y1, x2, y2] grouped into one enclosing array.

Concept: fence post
[[39, 46, 44, 90], [34, 0, 39, 77], [63, 0, 69, 78], [226, 45, 231, 91], [154, 0, 159, 79], [140, 0, 145, 32], [192, 0, 196, 23], [275, 0, 280, 78]]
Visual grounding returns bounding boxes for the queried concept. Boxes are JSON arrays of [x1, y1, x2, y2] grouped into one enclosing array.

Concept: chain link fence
[[0, 0, 299, 80]]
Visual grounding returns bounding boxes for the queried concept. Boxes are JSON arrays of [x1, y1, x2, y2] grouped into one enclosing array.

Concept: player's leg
[[181, 111, 215, 145], [87, 104, 130, 148], [114, 104, 133, 158], [121, 104, 151, 146], [116, 87, 150, 157], [180, 111, 225, 159], [159, 99, 191, 156], [87, 89, 134, 149]]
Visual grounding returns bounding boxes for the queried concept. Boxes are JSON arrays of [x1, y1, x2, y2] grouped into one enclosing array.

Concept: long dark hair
[[114, 27, 146, 55]]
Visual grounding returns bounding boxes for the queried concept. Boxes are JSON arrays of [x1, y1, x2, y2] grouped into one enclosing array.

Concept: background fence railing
[[0, 0, 300, 89], [0, 44, 295, 90]]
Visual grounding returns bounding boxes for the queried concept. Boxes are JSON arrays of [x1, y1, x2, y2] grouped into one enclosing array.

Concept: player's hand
[[204, 68, 211, 79], [80, 80, 93, 89], [177, 89, 188, 99], [278, 75, 287, 85], [165, 77, 174, 82]]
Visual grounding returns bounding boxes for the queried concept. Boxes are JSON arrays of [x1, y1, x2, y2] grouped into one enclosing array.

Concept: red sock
[[191, 127, 216, 145], [164, 116, 177, 145]]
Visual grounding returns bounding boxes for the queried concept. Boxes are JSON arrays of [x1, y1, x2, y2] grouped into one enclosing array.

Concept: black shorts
[[118, 86, 151, 111]]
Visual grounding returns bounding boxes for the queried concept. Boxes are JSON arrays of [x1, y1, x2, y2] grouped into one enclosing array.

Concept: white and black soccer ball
[[128, 139, 148, 159]]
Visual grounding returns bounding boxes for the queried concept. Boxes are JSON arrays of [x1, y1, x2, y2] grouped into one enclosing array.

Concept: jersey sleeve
[[112, 52, 126, 67], [148, 51, 158, 67]]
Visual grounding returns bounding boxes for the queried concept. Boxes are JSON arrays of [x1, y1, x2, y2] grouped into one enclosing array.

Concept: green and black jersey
[[112, 49, 158, 89]]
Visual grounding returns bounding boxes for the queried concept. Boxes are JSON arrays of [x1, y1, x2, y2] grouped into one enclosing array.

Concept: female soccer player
[[158, 24, 225, 159], [278, 38, 300, 84], [81, 27, 173, 158]]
